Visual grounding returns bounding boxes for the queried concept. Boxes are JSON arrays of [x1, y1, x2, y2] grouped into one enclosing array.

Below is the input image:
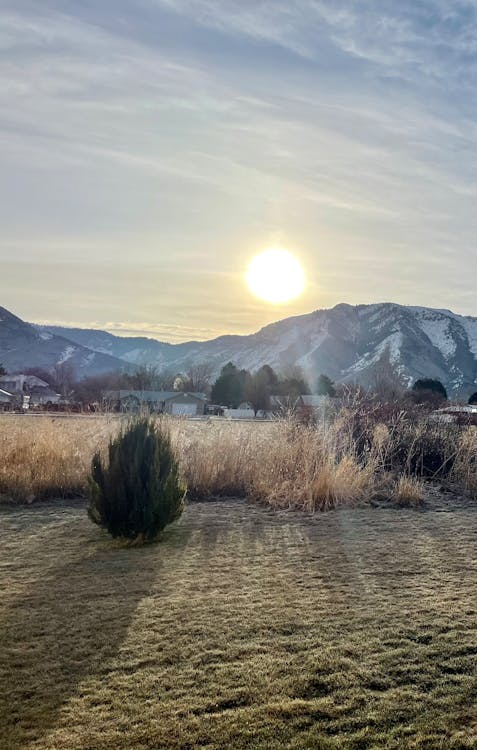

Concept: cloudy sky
[[2, 1, 477, 341]]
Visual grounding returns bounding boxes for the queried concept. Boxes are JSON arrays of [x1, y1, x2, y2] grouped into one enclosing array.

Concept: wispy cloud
[[36, 319, 225, 342]]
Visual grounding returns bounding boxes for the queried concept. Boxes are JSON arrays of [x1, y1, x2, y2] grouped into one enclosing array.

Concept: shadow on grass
[[0, 516, 190, 750]]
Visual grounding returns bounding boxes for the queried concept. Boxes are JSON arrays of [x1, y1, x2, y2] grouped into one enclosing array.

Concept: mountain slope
[[41, 325, 175, 366], [40, 303, 477, 395], [0, 307, 132, 377]]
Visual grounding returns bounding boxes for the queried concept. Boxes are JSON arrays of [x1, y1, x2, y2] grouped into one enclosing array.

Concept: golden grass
[[392, 476, 425, 507], [2, 498, 477, 749], [452, 426, 477, 496], [248, 422, 375, 511], [0, 416, 384, 510], [0, 416, 117, 502], [171, 418, 268, 499], [2, 411, 477, 510]]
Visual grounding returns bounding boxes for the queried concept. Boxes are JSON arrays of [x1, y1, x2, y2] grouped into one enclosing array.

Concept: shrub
[[412, 378, 448, 401], [88, 417, 185, 542]]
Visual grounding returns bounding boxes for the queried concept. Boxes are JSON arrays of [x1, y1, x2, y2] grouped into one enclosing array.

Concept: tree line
[[210, 362, 312, 415], [4, 356, 477, 408]]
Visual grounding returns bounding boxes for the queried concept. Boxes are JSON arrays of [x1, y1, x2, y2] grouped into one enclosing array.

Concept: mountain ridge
[[0, 306, 134, 377], [2, 303, 477, 395]]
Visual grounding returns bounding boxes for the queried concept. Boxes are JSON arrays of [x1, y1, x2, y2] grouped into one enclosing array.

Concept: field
[[2, 496, 477, 750]]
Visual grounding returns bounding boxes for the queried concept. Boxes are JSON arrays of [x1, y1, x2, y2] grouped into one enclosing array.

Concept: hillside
[[0, 307, 132, 377]]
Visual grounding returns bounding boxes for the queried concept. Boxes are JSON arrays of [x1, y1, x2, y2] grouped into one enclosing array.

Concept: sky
[[2, 1, 477, 342]]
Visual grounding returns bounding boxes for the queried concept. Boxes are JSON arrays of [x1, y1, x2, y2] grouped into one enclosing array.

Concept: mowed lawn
[[2, 499, 477, 750]]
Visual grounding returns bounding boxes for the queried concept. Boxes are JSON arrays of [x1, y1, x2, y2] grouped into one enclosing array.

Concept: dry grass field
[[2, 496, 477, 750], [3, 410, 477, 510]]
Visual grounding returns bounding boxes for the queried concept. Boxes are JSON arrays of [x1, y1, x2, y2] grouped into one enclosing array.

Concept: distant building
[[224, 407, 256, 419], [0, 374, 49, 392], [0, 374, 61, 406], [0, 388, 14, 409], [431, 404, 477, 425], [270, 394, 325, 417], [28, 387, 62, 406], [103, 390, 207, 416]]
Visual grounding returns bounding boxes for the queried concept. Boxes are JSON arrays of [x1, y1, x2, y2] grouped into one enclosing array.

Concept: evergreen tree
[[244, 369, 272, 416], [316, 374, 336, 397], [412, 378, 447, 401], [257, 364, 278, 389], [278, 366, 311, 400], [88, 417, 185, 542], [210, 362, 248, 407]]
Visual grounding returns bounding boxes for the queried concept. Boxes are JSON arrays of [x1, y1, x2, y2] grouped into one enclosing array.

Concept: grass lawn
[[2, 497, 477, 749]]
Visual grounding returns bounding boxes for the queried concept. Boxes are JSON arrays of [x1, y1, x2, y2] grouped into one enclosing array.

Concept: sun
[[245, 248, 305, 304]]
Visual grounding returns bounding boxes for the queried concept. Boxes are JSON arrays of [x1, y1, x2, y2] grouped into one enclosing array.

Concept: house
[[103, 390, 207, 416], [0, 374, 48, 392], [28, 386, 62, 406], [0, 374, 61, 406], [0, 388, 14, 410]]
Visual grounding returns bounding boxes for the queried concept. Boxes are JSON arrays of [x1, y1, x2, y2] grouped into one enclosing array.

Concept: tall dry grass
[[451, 426, 477, 496], [2, 410, 477, 510], [246, 421, 376, 511], [391, 476, 425, 507], [0, 416, 117, 502]]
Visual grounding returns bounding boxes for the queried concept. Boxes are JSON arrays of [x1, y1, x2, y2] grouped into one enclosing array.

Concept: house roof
[[0, 374, 50, 387], [104, 390, 207, 402]]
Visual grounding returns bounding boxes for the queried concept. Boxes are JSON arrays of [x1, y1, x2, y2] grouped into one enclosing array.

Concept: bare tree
[[278, 364, 311, 399], [180, 361, 215, 394], [73, 371, 122, 406], [371, 347, 407, 402], [52, 362, 76, 399]]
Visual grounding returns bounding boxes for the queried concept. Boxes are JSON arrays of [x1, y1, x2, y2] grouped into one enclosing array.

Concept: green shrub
[[412, 378, 448, 401], [88, 417, 185, 542]]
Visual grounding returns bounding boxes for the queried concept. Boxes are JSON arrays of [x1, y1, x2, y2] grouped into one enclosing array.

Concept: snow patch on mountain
[[349, 331, 404, 373], [411, 308, 457, 359], [459, 317, 477, 358], [57, 345, 76, 364]]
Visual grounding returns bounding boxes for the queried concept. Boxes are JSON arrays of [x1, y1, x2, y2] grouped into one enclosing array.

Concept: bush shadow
[[0, 516, 190, 750]]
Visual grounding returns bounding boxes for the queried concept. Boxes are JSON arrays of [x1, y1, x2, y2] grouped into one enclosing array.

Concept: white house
[[0, 375, 61, 405]]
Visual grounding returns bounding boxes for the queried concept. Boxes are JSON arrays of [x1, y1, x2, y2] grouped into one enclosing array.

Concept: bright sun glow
[[246, 248, 305, 304]]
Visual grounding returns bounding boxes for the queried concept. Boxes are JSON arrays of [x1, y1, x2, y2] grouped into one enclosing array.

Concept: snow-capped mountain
[[0, 306, 131, 377], [3, 302, 477, 394]]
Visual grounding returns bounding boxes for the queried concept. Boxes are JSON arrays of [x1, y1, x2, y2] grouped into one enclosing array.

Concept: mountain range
[[2, 303, 477, 396]]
